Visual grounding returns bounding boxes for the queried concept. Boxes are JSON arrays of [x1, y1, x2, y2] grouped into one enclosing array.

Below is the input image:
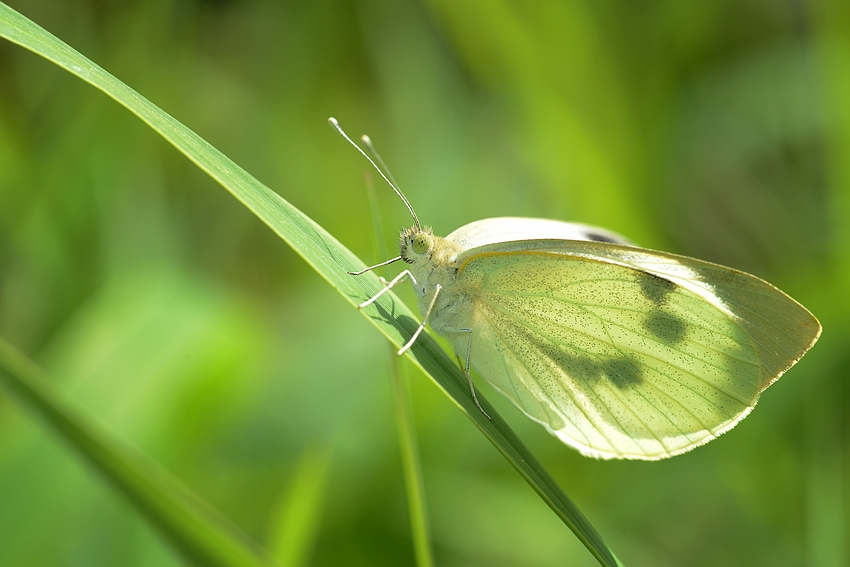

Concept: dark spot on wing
[[603, 357, 643, 389], [643, 309, 687, 345], [637, 272, 677, 306], [527, 333, 602, 379], [554, 350, 605, 381], [582, 231, 622, 243], [519, 327, 643, 391]]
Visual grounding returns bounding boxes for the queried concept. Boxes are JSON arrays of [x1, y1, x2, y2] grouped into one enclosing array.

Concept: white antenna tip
[[328, 117, 421, 228]]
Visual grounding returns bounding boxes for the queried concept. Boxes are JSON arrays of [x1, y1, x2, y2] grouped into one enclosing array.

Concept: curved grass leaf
[[0, 4, 622, 566], [0, 338, 277, 567]]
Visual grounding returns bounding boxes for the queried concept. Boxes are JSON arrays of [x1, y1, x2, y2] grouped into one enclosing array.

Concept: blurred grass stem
[[365, 171, 436, 567], [0, 337, 277, 567], [267, 443, 332, 567]]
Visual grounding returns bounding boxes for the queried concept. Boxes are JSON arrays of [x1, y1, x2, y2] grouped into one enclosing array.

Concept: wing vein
[[482, 297, 754, 413], [479, 307, 624, 455]]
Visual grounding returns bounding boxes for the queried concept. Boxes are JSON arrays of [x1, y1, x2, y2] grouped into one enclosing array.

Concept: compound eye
[[412, 233, 430, 255]]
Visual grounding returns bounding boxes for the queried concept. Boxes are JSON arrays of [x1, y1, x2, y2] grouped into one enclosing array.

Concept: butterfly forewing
[[556, 242, 821, 389], [453, 241, 819, 460]]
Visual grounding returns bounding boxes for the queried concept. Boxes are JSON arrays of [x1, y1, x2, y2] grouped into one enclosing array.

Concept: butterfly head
[[399, 226, 434, 264]]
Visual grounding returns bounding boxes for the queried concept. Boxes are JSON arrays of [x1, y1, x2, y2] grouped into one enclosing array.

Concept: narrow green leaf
[[0, 338, 276, 567], [392, 358, 436, 567], [266, 443, 332, 567], [366, 171, 435, 567], [0, 4, 622, 566]]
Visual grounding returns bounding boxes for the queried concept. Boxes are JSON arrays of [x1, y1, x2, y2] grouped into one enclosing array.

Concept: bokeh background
[[0, 1, 848, 565]]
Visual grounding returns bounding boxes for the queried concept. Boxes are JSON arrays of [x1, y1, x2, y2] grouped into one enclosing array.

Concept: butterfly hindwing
[[451, 240, 819, 460]]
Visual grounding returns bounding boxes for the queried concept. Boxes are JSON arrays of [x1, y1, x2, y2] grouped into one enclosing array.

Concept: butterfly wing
[[452, 239, 820, 460], [446, 217, 633, 249]]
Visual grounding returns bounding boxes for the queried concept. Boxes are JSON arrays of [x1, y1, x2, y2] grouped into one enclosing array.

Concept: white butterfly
[[331, 119, 821, 460]]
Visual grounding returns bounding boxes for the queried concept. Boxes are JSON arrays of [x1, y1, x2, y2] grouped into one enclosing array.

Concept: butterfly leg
[[397, 284, 440, 356], [356, 269, 418, 309], [453, 328, 491, 421], [347, 256, 402, 276]]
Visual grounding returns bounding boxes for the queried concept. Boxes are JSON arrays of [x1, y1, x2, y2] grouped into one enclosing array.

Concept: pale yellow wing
[[453, 240, 820, 460]]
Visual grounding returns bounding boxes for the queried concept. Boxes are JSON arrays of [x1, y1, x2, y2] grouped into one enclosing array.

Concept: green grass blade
[[366, 172, 436, 567], [0, 338, 276, 567], [0, 4, 622, 566], [392, 358, 436, 567], [266, 443, 332, 567]]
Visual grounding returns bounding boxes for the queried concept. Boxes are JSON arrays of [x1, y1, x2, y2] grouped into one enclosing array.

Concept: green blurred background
[[0, 1, 848, 565]]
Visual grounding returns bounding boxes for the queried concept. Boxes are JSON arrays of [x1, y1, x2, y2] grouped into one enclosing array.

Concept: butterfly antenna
[[328, 117, 421, 230], [360, 134, 399, 192]]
